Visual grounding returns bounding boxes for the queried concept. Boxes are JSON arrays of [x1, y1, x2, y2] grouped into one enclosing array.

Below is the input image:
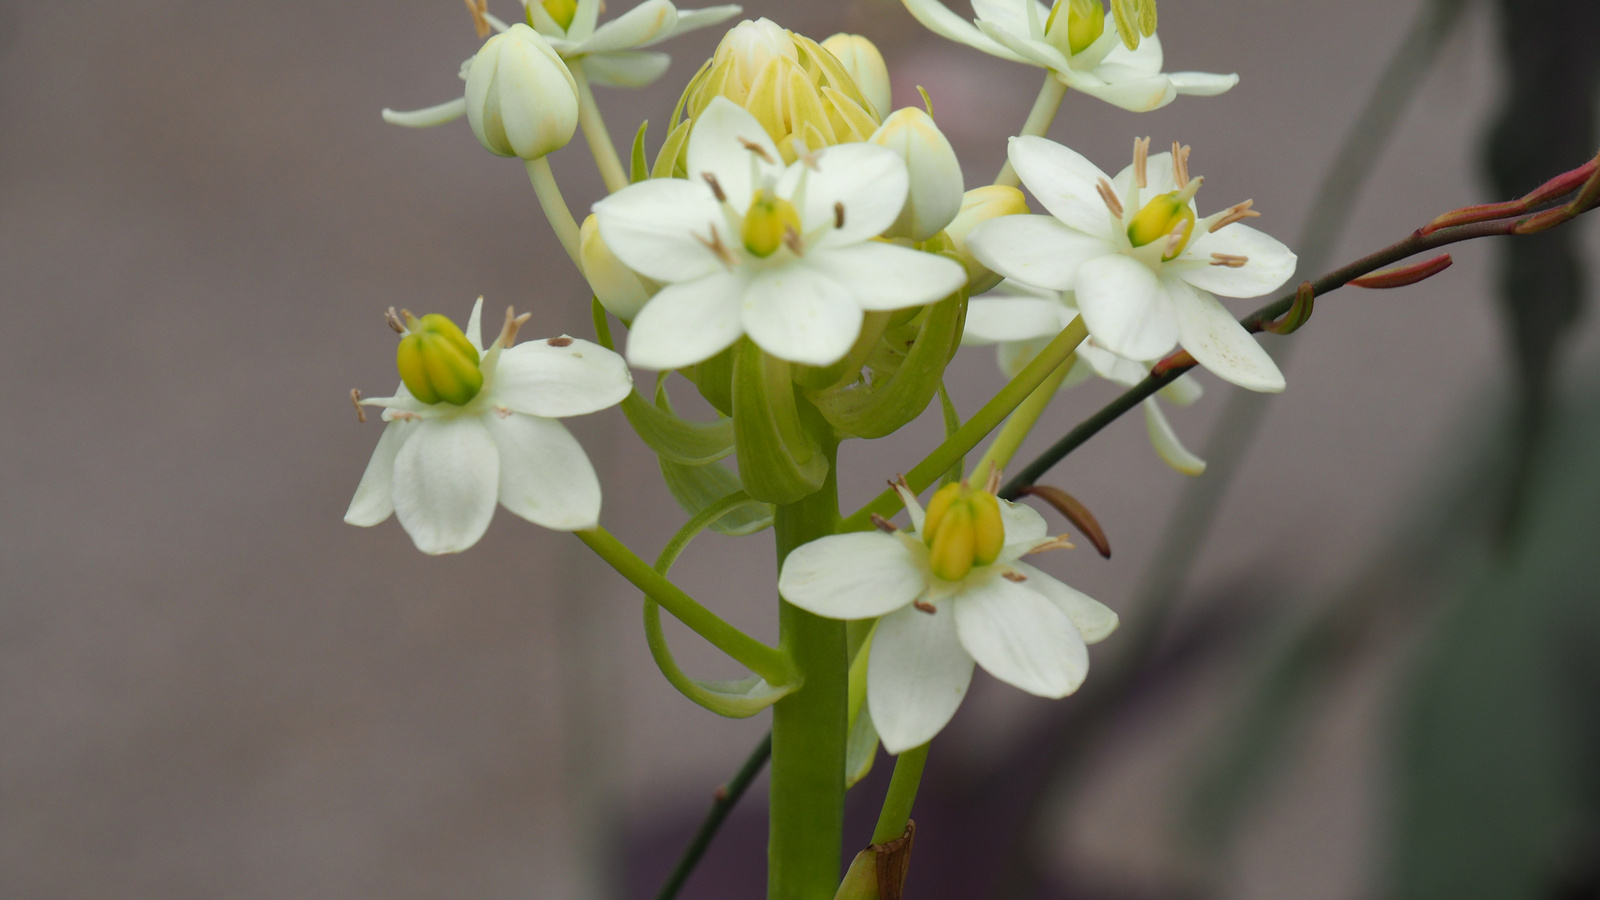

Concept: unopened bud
[[542, 0, 578, 31], [396, 312, 484, 406], [922, 483, 1006, 581], [822, 33, 892, 118], [1126, 192, 1196, 259], [724, 18, 799, 87], [742, 189, 803, 257], [465, 23, 580, 160], [870, 107, 963, 242], [946, 185, 1029, 293], [1045, 0, 1106, 56], [580, 214, 653, 320]]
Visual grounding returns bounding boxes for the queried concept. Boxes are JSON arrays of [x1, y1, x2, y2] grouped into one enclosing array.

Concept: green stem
[[994, 73, 1068, 187], [655, 732, 774, 900], [839, 316, 1087, 533], [971, 350, 1077, 483], [525, 155, 583, 269], [574, 526, 792, 685], [569, 59, 630, 193], [769, 440, 848, 900], [871, 743, 930, 844]]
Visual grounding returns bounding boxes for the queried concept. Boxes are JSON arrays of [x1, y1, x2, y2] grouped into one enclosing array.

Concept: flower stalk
[[569, 59, 632, 193], [994, 73, 1068, 187], [525, 156, 584, 268]]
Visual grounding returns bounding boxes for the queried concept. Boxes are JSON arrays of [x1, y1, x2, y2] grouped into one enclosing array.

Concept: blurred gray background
[[2, 0, 1596, 898]]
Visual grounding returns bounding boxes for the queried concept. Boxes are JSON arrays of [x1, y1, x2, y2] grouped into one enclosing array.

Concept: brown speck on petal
[[912, 600, 936, 614], [548, 336, 574, 347]]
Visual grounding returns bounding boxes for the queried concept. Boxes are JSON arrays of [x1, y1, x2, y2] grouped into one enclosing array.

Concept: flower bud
[[580, 214, 653, 320], [869, 107, 964, 242], [821, 33, 891, 118], [946, 185, 1029, 293], [1045, 0, 1106, 57], [396, 312, 484, 406], [1126, 192, 1196, 259], [922, 483, 1006, 581], [541, 0, 578, 31], [465, 23, 580, 160], [723, 18, 799, 87]]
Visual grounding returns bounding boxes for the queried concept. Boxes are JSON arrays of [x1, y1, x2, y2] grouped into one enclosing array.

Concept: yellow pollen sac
[[1046, 0, 1106, 56], [541, 0, 578, 31], [1126, 192, 1197, 260], [396, 312, 484, 406], [922, 483, 1007, 581], [741, 189, 803, 257]]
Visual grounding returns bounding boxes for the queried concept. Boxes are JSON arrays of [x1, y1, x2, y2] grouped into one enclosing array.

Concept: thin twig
[[653, 732, 773, 900]]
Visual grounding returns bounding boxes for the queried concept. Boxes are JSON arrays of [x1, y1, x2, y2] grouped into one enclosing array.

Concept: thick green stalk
[[569, 60, 630, 193], [769, 439, 847, 900], [574, 527, 792, 685], [871, 743, 930, 844], [995, 73, 1068, 187], [839, 316, 1087, 533]]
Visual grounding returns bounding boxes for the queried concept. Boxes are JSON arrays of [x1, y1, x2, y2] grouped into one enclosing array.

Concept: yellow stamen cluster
[[741, 189, 803, 257], [396, 312, 483, 406], [922, 483, 1006, 582], [1045, 0, 1106, 57], [541, 0, 578, 31]]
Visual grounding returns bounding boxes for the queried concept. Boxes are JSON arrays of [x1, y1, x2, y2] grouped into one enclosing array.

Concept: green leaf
[[652, 118, 692, 180], [660, 456, 774, 536], [618, 375, 735, 465], [732, 339, 829, 504], [629, 119, 650, 184], [810, 288, 965, 439]]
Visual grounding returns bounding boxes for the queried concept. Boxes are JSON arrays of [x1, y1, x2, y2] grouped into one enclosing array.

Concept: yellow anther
[[922, 483, 1007, 581], [1046, 0, 1106, 57], [396, 312, 483, 406], [542, 0, 578, 30], [741, 189, 803, 257], [1127, 192, 1197, 259]]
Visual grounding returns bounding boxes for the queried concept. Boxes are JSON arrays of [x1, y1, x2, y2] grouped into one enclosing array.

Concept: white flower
[[379, 0, 743, 130], [530, 0, 744, 88], [591, 96, 967, 369], [967, 136, 1296, 392], [900, 0, 1236, 112], [778, 480, 1118, 753], [346, 298, 633, 555], [964, 280, 1207, 474], [465, 24, 580, 160], [869, 106, 965, 242]]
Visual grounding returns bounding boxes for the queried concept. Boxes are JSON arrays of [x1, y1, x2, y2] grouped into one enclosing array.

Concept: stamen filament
[[1210, 253, 1249, 267], [1172, 142, 1192, 189], [1209, 199, 1261, 232], [1133, 136, 1150, 189], [1096, 178, 1125, 219]]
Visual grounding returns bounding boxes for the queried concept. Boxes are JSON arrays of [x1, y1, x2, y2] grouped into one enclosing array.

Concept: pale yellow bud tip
[[923, 483, 1006, 581]]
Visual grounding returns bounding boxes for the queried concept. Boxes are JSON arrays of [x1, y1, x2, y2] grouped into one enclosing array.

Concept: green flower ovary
[[541, 0, 578, 30], [1126, 192, 1196, 260], [742, 189, 802, 257], [396, 313, 484, 406], [1046, 0, 1106, 56]]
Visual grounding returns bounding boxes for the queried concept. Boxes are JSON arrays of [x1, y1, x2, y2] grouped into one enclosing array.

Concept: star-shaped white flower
[[967, 136, 1296, 392], [592, 96, 967, 369], [778, 480, 1118, 753], [381, 0, 743, 129], [964, 280, 1207, 474], [346, 299, 633, 554], [900, 0, 1236, 112]]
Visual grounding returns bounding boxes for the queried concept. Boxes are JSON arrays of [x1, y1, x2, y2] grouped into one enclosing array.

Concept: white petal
[[626, 269, 746, 369], [465, 296, 485, 351], [1164, 276, 1285, 393], [1011, 562, 1118, 643], [345, 420, 414, 527], [1113, 150, 1176, 201], [805, 242, 965, 312], [492, 338, 632, 418], [1178, 223, 1298, 298], [647, 5, 743, 46], [1074, 254, 1178, 361], [381, 97, 468, 128], [688, 96, 782, 212], [953, 574, 1087, 697], [1006, 136, 1116, 240], [778, 532, 927, 619], [1064, 70, 1176, 112], [898, 0, 1030, 63], [962, 296, 1068, 345], [1143, 398, 1206, 475], [576, 0, 677, 55], [1099, 26, 1163, 73], [998, 498, 1051, 558], [581, 50, 672, 87], [1170, 71, 1239, 96], [593, 178, 727, 283], [868, 603, 976, 753], [1159, 372, 1203, 407], [487, 413, 602, 531], [974, 19, 1064, 70], [741, 264, 862, 366], [893, 482, 927, 534], [392, 416, 500, 555], [971, 0, 1041, 36], [569, 0, 602, 41], [967, 214, 1112, 291], [799, 142, 909, 246], [1075, 338, 1148, 387]]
